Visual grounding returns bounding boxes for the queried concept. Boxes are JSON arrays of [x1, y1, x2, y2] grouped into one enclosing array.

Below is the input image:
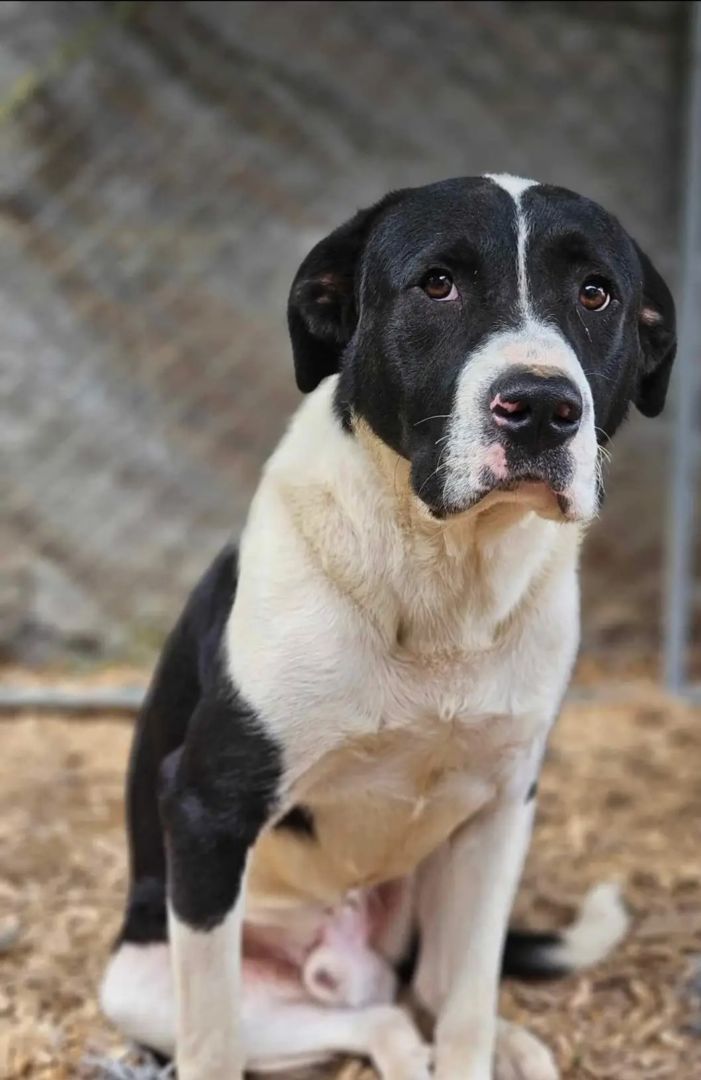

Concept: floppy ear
[[634, 244, 677, 418], [287, 197, 395, 393]]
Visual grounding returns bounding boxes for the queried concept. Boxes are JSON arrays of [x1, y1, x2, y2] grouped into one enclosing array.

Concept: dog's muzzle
[[439, 331, 599, 522]]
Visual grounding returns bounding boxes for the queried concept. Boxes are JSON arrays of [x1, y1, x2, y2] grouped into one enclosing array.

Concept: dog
[[101, 174, 675, 1080]]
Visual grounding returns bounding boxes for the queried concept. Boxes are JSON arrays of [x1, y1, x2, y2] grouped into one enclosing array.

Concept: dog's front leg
[[414, 790, 537, 1080], [159, 695, 281, 1080]]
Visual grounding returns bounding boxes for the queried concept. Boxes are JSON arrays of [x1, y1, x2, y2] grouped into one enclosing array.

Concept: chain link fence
[[0, 0, 698, 667]]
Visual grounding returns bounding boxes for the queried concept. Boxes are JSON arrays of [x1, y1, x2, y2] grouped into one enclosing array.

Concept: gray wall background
[[0, 0, 697, 664]]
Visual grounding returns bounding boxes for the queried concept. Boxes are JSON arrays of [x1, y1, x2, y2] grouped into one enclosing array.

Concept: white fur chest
[[227, 382, 582, 908], [228, 507, 579, 785], [227, 383, 580, 776], [243, 641, 561, 910]]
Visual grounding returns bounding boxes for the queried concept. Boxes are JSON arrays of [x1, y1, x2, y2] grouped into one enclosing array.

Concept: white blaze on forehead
[[485, 172, 539, 320], [484, 173, 537, 199]]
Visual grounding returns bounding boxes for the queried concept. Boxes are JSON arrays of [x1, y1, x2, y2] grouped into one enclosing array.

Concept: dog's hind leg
[[244, 988, 431, 1079], [100, 941, 175, 1059], [101, 943, 430, 1080], [493, 1020, 558, 1080]]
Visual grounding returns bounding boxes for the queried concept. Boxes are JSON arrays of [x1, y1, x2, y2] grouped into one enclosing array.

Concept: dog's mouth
[[480, 441, 580, 512], [426, 465, 577, 522], [478, 476, 571, 517]]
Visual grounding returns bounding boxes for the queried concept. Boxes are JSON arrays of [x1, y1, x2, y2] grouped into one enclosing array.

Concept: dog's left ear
[[634, 243, 677, 418], [287, 195, 397, 393]]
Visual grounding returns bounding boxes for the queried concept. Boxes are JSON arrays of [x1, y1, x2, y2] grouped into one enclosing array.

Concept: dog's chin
[[422, 477, 595, 524], [478, 480, 567, 519]]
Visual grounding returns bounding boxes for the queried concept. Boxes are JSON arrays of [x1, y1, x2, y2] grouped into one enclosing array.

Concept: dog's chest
[[246, 682, 534, 911], [232, 461, 580, 914]]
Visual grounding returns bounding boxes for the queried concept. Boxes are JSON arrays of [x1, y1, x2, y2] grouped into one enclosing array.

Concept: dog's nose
[[489, 371, 582, 452]]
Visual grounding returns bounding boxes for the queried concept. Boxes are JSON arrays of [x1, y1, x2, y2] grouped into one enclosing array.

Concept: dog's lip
[[483, 478, 562, 510], [480, 475, 561, 501], [430, 476, 575, 521]]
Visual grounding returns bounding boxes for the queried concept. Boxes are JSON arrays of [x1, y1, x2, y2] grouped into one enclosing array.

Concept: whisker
[[414, 414, 451, 426], [576, 308, 593, 343], [417, 443, 452, 498], [417, 461, 452, 498], [595, 446, 609, 499]]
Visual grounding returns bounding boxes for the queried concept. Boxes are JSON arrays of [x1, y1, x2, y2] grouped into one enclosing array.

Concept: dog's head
[[288, 175, 675, 522]]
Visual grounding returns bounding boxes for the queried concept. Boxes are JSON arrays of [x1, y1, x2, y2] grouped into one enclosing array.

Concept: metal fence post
[[664, 2, 701, 697]]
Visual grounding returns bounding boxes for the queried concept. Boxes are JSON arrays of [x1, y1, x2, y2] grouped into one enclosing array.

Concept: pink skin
[[489, 392, 522, 415], [491, 391, 575, 423], [490, 392, 525, 430], [302, 891, 397, 1006], [242, 887, 400, 1009], [482, 442, 509, 481]]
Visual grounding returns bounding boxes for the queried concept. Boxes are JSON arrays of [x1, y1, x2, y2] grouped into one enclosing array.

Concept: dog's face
[[288, 176, 675, 522]]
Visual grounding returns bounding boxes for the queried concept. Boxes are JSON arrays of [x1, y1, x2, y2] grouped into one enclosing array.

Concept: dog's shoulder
[[183, 542, 240, 688]]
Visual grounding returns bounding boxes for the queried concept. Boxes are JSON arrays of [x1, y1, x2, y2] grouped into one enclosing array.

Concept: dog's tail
[[502, 882, 629, 980]]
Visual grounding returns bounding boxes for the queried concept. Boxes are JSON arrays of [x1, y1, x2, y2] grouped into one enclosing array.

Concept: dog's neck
[[352, 418, 579, 648], [269, 380, 582, 653]]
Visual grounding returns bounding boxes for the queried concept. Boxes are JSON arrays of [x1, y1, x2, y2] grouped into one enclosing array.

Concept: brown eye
[[421, 269, 458, 301], [579, 277, 611, 312]]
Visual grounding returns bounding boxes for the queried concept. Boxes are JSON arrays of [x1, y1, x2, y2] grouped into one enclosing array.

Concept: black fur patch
[[501, 930, 568, 980], [117, 876, 167, 946], [159, 697, 281, 930], [119, 544, 283, 939], [275, 804, 316, 839], [395, 931, 420, 985], [402, 927, 571, 989]]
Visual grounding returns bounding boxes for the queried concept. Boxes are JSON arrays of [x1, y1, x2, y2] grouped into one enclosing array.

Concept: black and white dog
[[101, 175, 675, 1080]]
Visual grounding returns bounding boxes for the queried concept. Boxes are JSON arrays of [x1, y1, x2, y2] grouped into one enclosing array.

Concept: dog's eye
[[579, 277, 611, 312], [421, 269, 458, 301]]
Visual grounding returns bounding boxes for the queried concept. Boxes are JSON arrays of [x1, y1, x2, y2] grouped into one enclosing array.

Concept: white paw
[[494, 1020, 559, 1080], [369, 1005, 433, 1080]]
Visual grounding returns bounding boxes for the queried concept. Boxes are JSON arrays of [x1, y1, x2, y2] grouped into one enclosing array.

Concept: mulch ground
[[1, 669, 701, 1079]]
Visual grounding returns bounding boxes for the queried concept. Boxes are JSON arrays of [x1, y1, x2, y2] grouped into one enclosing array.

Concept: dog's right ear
[[287, 196, 396, 393], [633, 243, 676, 418]]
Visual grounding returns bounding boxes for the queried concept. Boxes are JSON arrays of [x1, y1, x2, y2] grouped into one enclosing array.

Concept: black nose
[[489, 370, 582, 452]]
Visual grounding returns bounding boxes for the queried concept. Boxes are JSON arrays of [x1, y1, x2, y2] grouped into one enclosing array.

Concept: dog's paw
[[368, 1005, 433, 1080], [494, 1020, 559, 1080]]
